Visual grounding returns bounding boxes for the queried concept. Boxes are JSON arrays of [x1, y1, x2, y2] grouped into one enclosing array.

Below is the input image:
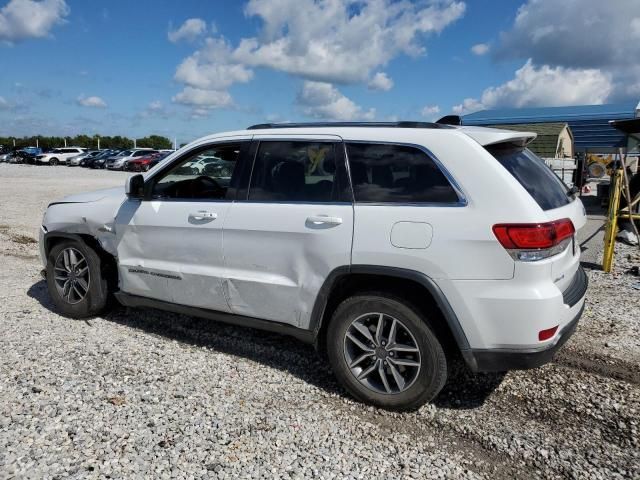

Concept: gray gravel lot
[[0, 164, 639, 479]]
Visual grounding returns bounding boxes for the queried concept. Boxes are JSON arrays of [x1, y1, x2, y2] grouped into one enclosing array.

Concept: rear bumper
[[467, 300, 584, 372]]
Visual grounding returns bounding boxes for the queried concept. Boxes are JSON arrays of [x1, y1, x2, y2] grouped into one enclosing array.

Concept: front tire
[[327, 294, 447, 411], [46, 240, 110, 318], [49, 157, 59, 166]]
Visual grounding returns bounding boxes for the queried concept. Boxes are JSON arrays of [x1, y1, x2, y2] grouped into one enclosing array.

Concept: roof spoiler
[[436, 115, 462, 126]]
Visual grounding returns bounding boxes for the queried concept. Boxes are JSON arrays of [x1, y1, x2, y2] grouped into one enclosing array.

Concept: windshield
[[486, 146, 571, 211]]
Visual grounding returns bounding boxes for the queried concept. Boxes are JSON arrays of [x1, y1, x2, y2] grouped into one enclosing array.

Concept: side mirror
[[125, 174, 145, 199]]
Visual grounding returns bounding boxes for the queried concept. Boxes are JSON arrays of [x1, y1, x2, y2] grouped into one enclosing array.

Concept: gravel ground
[[1, 164, 639, 479]]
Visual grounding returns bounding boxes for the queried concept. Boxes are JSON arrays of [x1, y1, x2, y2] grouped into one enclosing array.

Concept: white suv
[[36, 147, 86, 165], [38, 121, 588, 410]]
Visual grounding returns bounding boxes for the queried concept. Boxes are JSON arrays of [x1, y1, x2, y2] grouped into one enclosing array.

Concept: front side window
[[345, 143, 459, 203], [151, 143, 243, 200], [248, 141, 346, 202]]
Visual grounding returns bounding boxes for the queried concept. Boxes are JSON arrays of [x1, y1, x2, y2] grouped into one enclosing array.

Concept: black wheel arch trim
[[309, 265, 472, 360], [43, 231, 85, 256], [42, 231, 111, 260]]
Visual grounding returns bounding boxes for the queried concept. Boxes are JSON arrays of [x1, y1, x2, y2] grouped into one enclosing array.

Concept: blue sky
[[0, 0, 637, 144]]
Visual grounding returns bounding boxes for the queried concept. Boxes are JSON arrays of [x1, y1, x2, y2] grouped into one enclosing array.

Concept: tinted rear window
[[345, 143, 459, 203], [487, 146, 570, 211]]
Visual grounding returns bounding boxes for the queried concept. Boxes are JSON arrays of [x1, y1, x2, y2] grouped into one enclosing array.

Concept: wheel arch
[[43, 232, 118, 290], [311, 265, 475, 369]]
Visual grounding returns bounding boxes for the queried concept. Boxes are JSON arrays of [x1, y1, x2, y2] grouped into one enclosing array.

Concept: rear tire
[[46, 240, 110, 318], [327, 294, 447, 411], [49, 157, 59, 166]]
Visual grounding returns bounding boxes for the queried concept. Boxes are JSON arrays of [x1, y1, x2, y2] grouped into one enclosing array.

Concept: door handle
[[306, 215, 343, 225], [189, 211, 217, 221]]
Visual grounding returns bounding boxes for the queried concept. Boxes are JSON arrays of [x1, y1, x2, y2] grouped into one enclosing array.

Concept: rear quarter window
[[487, 146, 570, 211], [345, 143, 459, 204]]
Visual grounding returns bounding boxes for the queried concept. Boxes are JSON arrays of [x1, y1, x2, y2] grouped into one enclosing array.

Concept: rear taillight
[[493, 218, 575, 262]]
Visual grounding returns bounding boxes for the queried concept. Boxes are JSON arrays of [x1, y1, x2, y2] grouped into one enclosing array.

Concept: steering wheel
[[191, 175, 224, 198]]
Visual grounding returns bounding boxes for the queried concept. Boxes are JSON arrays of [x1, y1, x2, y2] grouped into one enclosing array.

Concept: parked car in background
[[83, 149, 118, 168], [35, 147, 85, 165], [107, 149, 156, 171], [93, 150, 128, 169], [67, 150, 102, 166], [148, 152, 173, 170], [125, 151, 170, 172], [16, 146, 44, 164]]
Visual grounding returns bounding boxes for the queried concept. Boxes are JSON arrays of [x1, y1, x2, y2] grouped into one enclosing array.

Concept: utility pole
[[133, 138, 137, 149], [97, 137, 100, 150], [174, 137, 177, 150], [64, 138, 67, 147]]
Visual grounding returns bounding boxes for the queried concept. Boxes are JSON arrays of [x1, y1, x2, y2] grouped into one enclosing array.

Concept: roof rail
[[246, 121, 451, 130]]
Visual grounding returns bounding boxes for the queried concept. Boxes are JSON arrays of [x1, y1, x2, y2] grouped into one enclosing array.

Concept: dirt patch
[[9, 234, 37, 244], [555, 347, 640, 385]]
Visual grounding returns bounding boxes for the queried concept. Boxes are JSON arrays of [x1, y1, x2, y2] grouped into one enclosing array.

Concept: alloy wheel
[[53, 247, 90, 305], [343, 312, 421, 394]]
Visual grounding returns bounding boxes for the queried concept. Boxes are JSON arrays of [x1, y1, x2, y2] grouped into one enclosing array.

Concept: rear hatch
[[485, 143, 587, 293]]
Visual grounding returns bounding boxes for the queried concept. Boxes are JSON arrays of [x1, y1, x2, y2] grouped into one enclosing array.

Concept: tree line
[[0, 134, 174, 150]]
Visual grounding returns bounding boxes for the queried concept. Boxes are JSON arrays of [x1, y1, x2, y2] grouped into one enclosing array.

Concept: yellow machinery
[[587, 153, 613, 178], [602, 167, 640, 272]]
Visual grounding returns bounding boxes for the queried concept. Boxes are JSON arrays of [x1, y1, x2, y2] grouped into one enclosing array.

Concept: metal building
[[461, 101, 639, 154]]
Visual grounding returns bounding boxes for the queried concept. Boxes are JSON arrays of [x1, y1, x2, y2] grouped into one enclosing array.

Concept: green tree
[[136, 135, 172, 149]]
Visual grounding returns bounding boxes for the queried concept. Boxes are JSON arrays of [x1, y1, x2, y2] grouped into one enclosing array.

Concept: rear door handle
[[189, 211, 217, 221], [306, 215, 343, 225]]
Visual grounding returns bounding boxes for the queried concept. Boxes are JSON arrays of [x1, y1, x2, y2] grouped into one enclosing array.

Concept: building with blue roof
[[461, 101, 640, 153]]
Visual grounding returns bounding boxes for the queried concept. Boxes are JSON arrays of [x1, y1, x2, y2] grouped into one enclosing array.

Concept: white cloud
[[452, 59, 612, 114], [76, 95, 107, 108], [0, 0, 68, 43], [174, 39, 253, 90], [168, 18, 207, 43], [0, 96, 8, 109], [495, 0, 639, 102], [368, 72, 393, 91], [189, 108, 211, 119], [498, 0, 639, 69], [297, 81, 375, 121], [471, 43, 489, 55], [172, 87, 232, 109], [420, 105, 440, 119], [170, 0, 465, 111], [234, 0, 465, 84], [171, 37, 253, 110], [148, 100, 163, 111], [632, 18, 640, 38]]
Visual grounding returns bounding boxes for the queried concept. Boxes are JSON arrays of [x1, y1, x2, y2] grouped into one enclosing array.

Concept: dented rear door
[[222, 136, 353, 329]]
